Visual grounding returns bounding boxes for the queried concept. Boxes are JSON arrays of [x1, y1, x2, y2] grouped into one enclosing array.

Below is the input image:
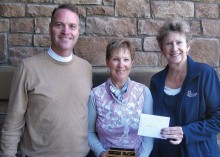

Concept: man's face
[[49, 8, 79, 57]]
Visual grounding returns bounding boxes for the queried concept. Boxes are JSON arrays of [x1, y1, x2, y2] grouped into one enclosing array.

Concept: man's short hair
[[51, 4, 79, 23]]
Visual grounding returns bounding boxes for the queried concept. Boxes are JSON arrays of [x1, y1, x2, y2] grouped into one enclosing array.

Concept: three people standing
[[0, 3, 219, 157]]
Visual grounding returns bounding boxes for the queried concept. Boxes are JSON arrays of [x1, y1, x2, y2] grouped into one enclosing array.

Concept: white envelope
[[138, 113, 170, 139]]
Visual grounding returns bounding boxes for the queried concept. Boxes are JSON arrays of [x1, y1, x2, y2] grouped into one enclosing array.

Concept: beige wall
[[0, 0, 219, 75]]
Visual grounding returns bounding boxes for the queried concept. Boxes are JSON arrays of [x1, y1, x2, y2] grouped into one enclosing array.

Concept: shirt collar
[[109, 78, 130, 102], [48, 47, 73, 62]]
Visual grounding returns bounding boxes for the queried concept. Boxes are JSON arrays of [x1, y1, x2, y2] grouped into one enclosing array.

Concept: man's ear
[[49, 23, 52, 35]]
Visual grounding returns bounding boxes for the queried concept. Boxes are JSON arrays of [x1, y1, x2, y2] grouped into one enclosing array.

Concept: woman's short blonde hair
[[106, 38, 135, 61], [157, 18, 192, 51]]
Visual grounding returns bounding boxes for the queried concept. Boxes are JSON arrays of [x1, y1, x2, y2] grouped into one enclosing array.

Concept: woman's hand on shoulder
[[160, 126, 184, 145]]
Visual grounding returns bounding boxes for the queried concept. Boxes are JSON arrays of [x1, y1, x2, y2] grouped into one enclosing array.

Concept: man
[[0, 4, 92, 157]]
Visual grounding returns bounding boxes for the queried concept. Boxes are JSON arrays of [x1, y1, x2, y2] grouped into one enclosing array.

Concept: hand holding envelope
[[138, 114, 170, 139]]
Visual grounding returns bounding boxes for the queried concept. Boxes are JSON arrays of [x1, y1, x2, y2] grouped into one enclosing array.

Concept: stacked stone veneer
[[0, 0, 219, 70], [0, 0, 220, 148]]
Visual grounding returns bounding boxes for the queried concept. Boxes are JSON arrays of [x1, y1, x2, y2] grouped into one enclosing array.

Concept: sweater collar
[[48, 47, 73, 62], [106, 78, 130, 103], [109, 78, 129, 103]]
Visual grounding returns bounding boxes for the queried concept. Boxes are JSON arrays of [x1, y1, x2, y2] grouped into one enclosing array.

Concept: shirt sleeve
[[182, 67, 220, 144], [138, 86, 154, 157], [0, 61, 27, 157], [88, 91, 106, 157]]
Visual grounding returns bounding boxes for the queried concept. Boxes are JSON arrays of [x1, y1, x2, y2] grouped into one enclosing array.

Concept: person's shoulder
[[74, 55, 91, 67], [130, 79, 144, 85], [130, 79, 147, 89], [93, 81, 106, 90], [19, 52, 46, 67], [151, 68, 165, 80], [191, 61, 219, 82], [92, 81, 106, 96], [22, 52, 46, 63], [194, 61, 215, 74], [14, 52, 47, 74]]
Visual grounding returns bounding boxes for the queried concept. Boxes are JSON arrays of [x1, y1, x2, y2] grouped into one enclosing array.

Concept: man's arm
[[1, 62, 28, 157]]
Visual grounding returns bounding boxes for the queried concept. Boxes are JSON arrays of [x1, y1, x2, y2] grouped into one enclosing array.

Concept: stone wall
[[0, 0, 219, 73]]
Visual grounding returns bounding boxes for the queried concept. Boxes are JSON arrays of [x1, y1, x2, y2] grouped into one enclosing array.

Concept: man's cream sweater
[[1, 52, 92, 157]]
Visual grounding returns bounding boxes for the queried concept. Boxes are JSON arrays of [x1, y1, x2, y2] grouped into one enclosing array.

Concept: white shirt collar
[[48, 48, 73, 62], [164, 86, 181, 96]]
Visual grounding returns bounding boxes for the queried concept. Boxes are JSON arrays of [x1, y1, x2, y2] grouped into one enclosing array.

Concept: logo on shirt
[[187, 90, 197, 97]]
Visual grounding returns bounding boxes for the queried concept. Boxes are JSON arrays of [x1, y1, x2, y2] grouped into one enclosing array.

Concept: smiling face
[[49, 8, 79, 57], [106, 48, 133, 89], [162, 32, 189, 65]]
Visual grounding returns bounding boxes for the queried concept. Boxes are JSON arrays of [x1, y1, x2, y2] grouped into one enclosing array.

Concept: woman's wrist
[[99, 151, 107, 157]]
